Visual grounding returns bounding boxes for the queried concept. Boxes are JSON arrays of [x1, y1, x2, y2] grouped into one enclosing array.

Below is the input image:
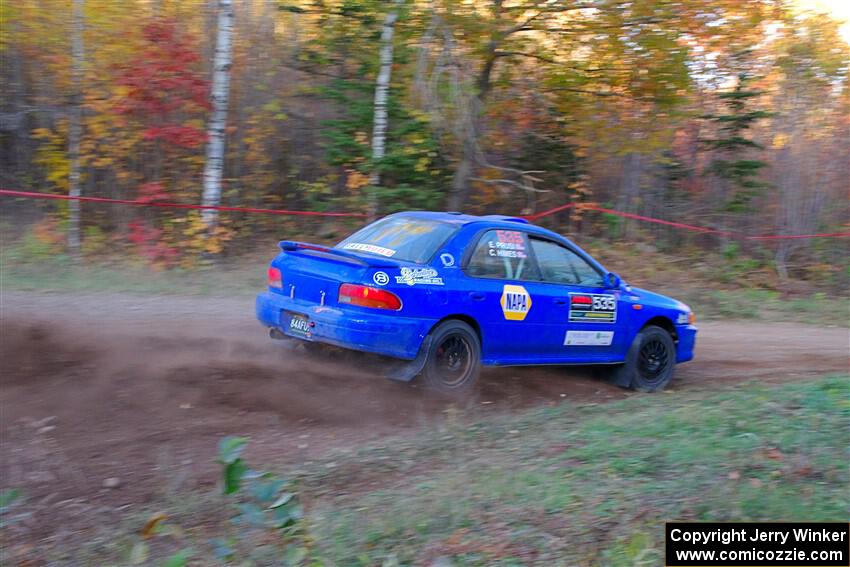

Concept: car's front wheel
[[420, 320, 481, 394], [611, 325, 676, 392]]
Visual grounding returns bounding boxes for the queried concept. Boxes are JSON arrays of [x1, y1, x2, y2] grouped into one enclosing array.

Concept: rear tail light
[[338, 283, 402, 310], [267, 266, 283, 288]]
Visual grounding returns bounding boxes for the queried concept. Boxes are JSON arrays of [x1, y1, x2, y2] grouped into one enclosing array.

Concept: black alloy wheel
[[421, 320, 481, 394]]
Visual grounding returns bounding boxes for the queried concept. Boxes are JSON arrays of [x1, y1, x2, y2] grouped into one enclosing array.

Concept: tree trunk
[[201, 0, 235, 227], [445, 2, 505, 212], [368, 1, 401, 216], [445, 48, 495, 212], [67, 0, 84, 254], [617, 152, 643, 238], [447, 135, 476, 211]]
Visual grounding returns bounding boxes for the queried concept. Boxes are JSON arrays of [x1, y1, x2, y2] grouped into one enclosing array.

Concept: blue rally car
[[256, 212, 697, 394]]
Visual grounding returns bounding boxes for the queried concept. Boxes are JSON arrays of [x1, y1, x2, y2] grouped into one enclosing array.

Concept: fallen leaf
[[141, 512, 167, 539], [130, 541, 148, 564], [764, 448, 784, 461]]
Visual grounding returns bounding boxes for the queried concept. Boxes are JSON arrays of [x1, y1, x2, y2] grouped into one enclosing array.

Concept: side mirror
[[604, 272, 621, 289]]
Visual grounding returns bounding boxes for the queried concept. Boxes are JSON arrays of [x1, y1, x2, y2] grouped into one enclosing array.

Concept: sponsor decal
[[342, 242, 396, 257], [564, 330, 614, 346], [568, 293, 617, 323], [439, 252, 455, 267], [500, 284, 532, 321], [372, 271, 389, 286], [487, 230, 527, 259], [395, 267, 444, 286]]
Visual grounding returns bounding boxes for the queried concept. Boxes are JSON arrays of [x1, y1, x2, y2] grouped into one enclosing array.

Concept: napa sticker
[[500, 284, 532, 321], [564, 330, 614, 346]]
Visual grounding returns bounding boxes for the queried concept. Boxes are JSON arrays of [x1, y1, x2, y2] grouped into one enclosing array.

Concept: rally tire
[[420, 320, 481, 394], [611, 325, 676, 392]]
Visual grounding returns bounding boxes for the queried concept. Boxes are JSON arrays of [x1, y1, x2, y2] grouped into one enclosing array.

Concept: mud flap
[[608, 363, 631, 388], [383, 336, 432, 383]]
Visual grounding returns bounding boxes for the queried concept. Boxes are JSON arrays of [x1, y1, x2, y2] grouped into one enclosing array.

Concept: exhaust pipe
[[269, 328, 287, 340]]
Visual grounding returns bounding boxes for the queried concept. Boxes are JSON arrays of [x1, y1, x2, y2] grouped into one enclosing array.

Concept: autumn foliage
[[0, 0, 847, 281]]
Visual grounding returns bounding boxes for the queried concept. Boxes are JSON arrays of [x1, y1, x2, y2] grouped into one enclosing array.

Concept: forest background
[[1, 0, 848, 289]]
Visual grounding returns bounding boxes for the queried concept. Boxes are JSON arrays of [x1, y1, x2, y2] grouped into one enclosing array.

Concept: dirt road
[[1, 292, 847, 549]]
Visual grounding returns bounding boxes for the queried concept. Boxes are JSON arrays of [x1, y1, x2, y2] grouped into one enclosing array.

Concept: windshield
[[336, 216, 458, 264]]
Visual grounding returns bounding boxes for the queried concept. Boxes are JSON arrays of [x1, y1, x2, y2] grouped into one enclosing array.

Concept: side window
[[529, 238, 604, 286], [466, 230, 540, 281]]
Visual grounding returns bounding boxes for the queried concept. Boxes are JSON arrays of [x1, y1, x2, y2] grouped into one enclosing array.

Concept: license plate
[[286, 313, 311, 338]]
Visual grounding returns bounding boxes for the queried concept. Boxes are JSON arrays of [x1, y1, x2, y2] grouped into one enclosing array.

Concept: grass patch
[[669, 288, 849, 325], [0, 256, 264, 297], [294, 376, 849, 565], [27, 375, 850, 565]]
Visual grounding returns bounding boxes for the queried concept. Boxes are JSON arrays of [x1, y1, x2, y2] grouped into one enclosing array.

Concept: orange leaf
[[763, 448, 784, 461], [141, 512, 168, 539]]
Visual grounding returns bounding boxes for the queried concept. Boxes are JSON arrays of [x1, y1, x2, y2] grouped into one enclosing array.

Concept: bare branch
[[471, 177, 550, 193], [546, 86, 640, 99], [480, 163, 546, 182], [501, 2, 602, 37], [494, 50, 557, 64], [277, 61, 347, 79]]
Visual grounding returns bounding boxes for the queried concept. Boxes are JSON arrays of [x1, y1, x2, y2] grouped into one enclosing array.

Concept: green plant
[[3, 219, 67, 264], [81, 225, 110, 257], [127, 512, 193, 566], [601, 205, 624, 239], [118, 437, 311, 565], [0, 488, 26, 528], [722, 242, 740, 261], [215, 436, 313, 565]]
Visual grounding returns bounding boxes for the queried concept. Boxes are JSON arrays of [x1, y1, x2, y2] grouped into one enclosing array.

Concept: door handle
[[469, 292, 485, 301]]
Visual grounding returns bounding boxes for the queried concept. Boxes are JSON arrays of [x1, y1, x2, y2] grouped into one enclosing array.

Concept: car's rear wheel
[[611, 325, 676, 392], [421, 320, 481, 394]]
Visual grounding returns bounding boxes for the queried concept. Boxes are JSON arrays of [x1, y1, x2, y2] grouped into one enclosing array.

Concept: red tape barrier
[[2, 189, 848, 240], [525, 202, 850, 240]]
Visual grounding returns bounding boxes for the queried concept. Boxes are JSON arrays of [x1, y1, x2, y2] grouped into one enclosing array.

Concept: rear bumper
[[675, 324, 697, 363], [256, 291, 432, 360]]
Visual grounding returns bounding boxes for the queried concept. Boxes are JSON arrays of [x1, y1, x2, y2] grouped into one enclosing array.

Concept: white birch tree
[[368, 0, 402, 215], [67, 0, 84, 253], [201, 0, 235, 227]]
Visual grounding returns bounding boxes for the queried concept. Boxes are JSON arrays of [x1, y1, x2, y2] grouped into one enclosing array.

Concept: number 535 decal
[[568, 293, 617, 323]]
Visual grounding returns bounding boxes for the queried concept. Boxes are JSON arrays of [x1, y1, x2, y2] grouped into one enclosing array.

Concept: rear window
[[336, 216, 458, 264]]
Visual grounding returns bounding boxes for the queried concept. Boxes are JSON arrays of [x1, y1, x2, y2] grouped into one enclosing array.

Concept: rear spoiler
[[278, 241, 399, 268]]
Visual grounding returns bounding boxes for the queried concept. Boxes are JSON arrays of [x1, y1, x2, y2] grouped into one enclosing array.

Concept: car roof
[[386, 210, 607, 274], [390, 210, 563, 239]]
